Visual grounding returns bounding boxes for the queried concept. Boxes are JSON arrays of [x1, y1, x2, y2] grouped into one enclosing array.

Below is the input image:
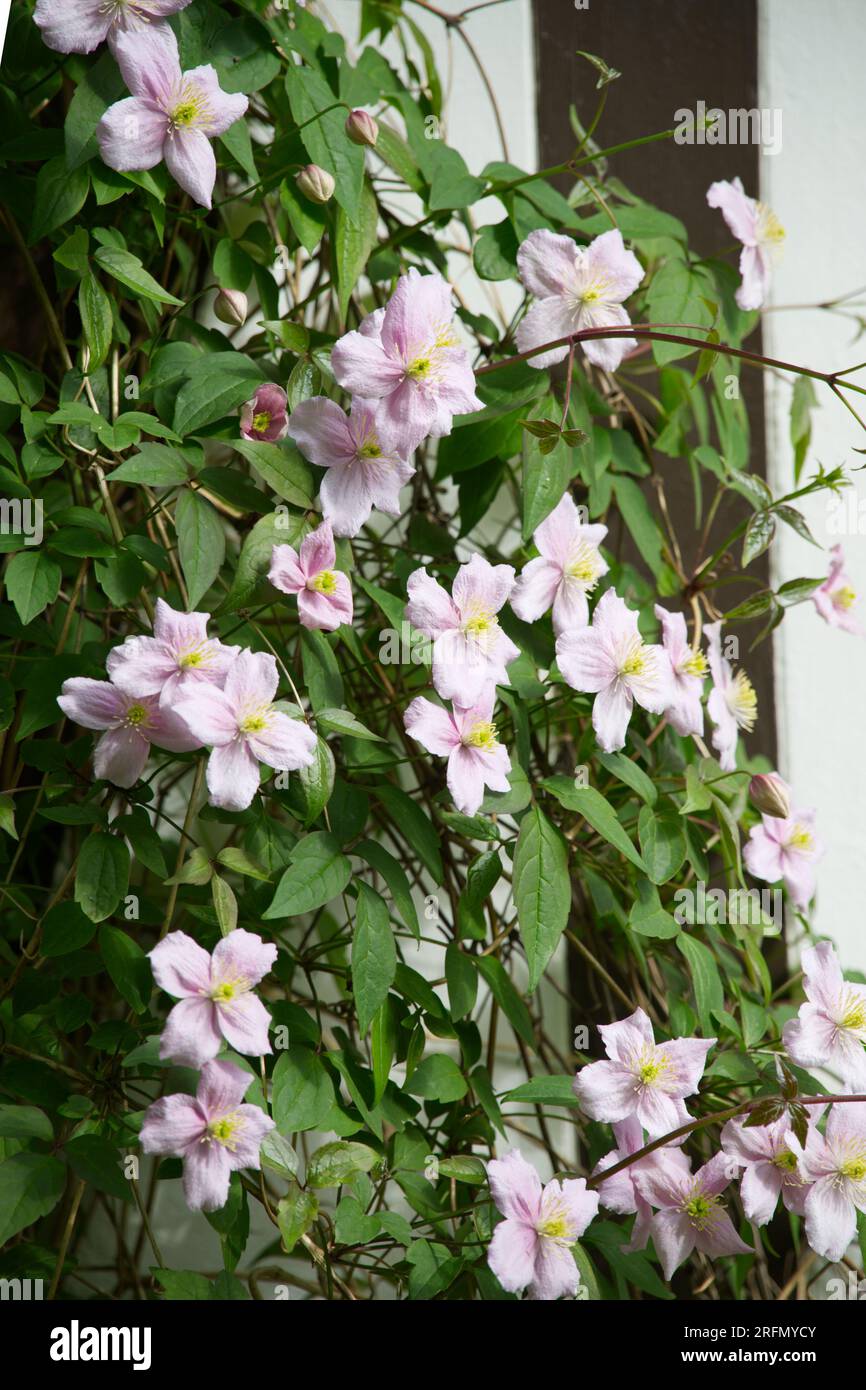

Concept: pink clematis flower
[[406, 555, 519, 706], [97, 26, 248, 210], [782, 942, 866, 1089], [287, 398, 415, 537], [515, 228, 644, 372], [106, 598, 238, 709], [812, 544, 863, 635], [330, 269, 482, 454], [486, 1149, 599, 1300], [268, 519, 353, 631], [573, 1008, 716, 1138], [57, 680, 200, 787], [721, 1112, 820, 1226], [240, 385, 289, 442], [34, 0, 191, 56], [634, 1151, 753, 1279], [705, 620, 757, 771], [140, 1059, 274, 1213], [556, 589, 671, 753], [706, 177, 784, 311], [654, 604, 707, 738], [149, 929, 277, 1067], [787, 1101, 866, 1263], [174, 649, 317, 812], [743, 802, 824, 909], [593, 1115, 692, 1254], [404, 689, 511, 815], [511, 494, 608, 635]]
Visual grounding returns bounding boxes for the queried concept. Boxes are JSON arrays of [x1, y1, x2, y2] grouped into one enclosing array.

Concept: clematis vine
[[782, 942, 866, 1089], [510, 494, 608, 635], [721, 1112, 819, 1226], [654, 604, 707, 738], [97, 27, 248, 210], [593, 1115, 691, 1254], [633, 1152, 753, 1279], [486, 1149, 599, 1301], [706, 177, 784, 310], [406, 555, 519, 706], [34, 0, 192, 56], [515, 228, 644, 372], [743, 798, 824, 909], [556, 589, 671, 753], [812, 544, 863, 635], [174, 648, 317, 812], [268, 519, 353, 631], [149, 930, 277, 1068], [330, 268, 482, 454], [240, 385, 289, 443], [57, 679, 200, 787], [787, 1101, 866, 1263], [404, 687, 511, 815], [573, 1007, 715, 1137], [287, 397, 415, 537], [705, 620, 757, 771], [106, 598, 238, 708], [140, 1059, 274, 1213]]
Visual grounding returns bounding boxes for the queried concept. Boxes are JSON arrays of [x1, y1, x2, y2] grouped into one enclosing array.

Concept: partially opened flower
[[149, 930, 277, 1067], [330, 268, 482, 454], [57, 680, 200, 787], [511, 494, 608, 635], [812, 544, 863, 635], [654, 604, 707, 738], [633, 1152, 752, 1279], [34, 0, 191, 56], [406, 556, 518, 706], [573, 1007, 715, 1137], [788, 1101, 866, 1263], [268, 519, 353, 631], [97, 26, 248, 210], [240, 385, 288, 442], [593, 1115, 692, 1254], [744, 802, 824, 909], [486, 1149, 599, 1300], [782, 942, 866, 1089], [556, 589, 671, 753], [721, 1112, 819, 1226], [705, 620, 757, 770], [140, 1059, 274, 1213], [107, 598, 238, 709], [174, 649, 317, 812], [404, 689, 511, 815], [287, 398, 414, 537], [706, 177, 784, 310], [515, 228, 644, 372]]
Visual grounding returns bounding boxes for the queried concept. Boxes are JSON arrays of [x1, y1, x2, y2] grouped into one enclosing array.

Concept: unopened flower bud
[[345, 108, 379, 148], [296, 164, 335, 204], [749, 772, 790, 819], [214, 288, 248, 328]]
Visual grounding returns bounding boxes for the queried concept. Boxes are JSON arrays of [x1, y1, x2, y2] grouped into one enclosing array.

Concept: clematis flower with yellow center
[[404, 686, 511, 816], [788, 1101, 866, 1263], [633, 1152, 752, 1280], [743, 781, 824, 909], [268, 519, 353, 632], [107, 598, 239, 709], [812, 544, 863, 635], [406, 555, 519, 706], [707, 177, 785, 310], [705, 620, 757, 770], [783, 942, 866, 1089], [511, 493, 608, 635], [486, 1149, 599, 1300], [34, 0, 192, 57]]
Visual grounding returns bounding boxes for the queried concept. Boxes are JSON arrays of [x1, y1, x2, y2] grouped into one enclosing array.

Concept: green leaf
[[353, 883, 397, 1036], [637, 805, 687, 884], [277, 1182, 319, 1252], [306, 1140, 378, 1188], [99, 925, 150, 1013], [272, 1047, 335, 1132], [317, 708, 382, 742], [108, 443, 192, 487], [295, 735, 335, 826], [645, 259, 714, 364], [676, 933, 724, 1037], [0, 1154, 66, 1245], [153, 1270, 213, 1300], [475, 955, 534, 1048], [404, 1055, 468, 1103], [742, 509, 776, 566], [543, 776, 646, 872], [5, 552, 61, 625], [473, 221, 519, 280], [285, 65, 365, 225], [29, 158, 90, 243], [233, 438, 314, 508], [78, 274, 113, 370], [264, 832, 351, 918], [374, 784, 443, 885], [513, 806, 570, 990], [75, 832, 129, 922], [176, 489, 225, 609], [260, 1131, 299, 1180], [0, 1104, 53, 1142], [65, 1134, 133, 1204], [215, 510, 308, 616], [503, 1075, 580, 1106], [93, 247, 183, 305], [334, 180, 378, 323], [597, 750, 657, 806], [211, 874, 238, 935], [445, 943, 477, 1020], [215, 847, 271, 881], [172, 354, 263, 437], [355, 839, 420, 940]]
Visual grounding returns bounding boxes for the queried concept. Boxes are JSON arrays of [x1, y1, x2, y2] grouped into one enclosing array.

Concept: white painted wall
[[759, 0, 866, 976]]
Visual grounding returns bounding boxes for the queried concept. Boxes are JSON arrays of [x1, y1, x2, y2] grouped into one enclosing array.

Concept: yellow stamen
[[464, 720, 498, 751], [772, 1149, 799, 1174], [311, 569, 338, 595], [786, 823, 813, 852], [832, 585, 857, 611], [681, 650, 708, 679], [125, 703, 148, 727], [252, 411, 271, 434], [537, 1213, 570, 1240], [619, 638, 650, 679], [207, 1113, 243, 1150], [359, 439, 382, 459], [406, 357, 431, 380], [565, 541, 604, 590], [756, 203, 785, 246], [728, 669, 757, 731], [240, 711, 269, 734], [839, 989, 866, 1032]]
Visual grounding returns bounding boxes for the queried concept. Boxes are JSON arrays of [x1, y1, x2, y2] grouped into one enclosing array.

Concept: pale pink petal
[[211, 929, 277, 989], [510, 557, 562, 624], [649, 1209, 695, 1280], [93, 726, 149, 786], [297, 577, 352, 631], [453, 555, 514, 617], [739, 1161, 783, 1226], [298, 519, 336, 578], [583, 229, 644, 301], [183, 1139, 232, 1212], [592, 680, 634, 752], [331, 330, 405, 399], [287, 397, 356, 467], [34, 0, 113, 54], [182, 66, 248, 137], [706, 177, 758, 245], [556, 628, 616, 692], [736, 244, 770, 311], [97, 98, 168, 172], [783, 1004, 838, 1070], [406, 567, 459, 638], [206, 739, 262, 811], [487, 1218, 538, 1294], [223, 649, 278, 709], [433, 626, 495, 705], [529, 1239, 580, 1301], [224, 1103, 274, 1170], [572, 1059, 639, 1123], [197, 1058, 252, 1116], [164, 127, 217, 210], [268, 543, 305, 596], [695, 1210, 753, 1260], [245, 712, 317, 772], [803, 1178, 857, 1263], [662, 1036, 716, 1095], [107, 637, 179, 695], [516, 228, 580, 298], [551, 577, 591, 635], [446, 744, 487, 815], [487, 1149, 543, 1224], [598, 1010, 655, 1058], [802, 942, 844, 1014], [147, 706, 205, 754], [580, 302, 636, 372], [149, 931, 212, 998], [217, 993, 273, 1057], [112, 24, 180, 105], [404, 697, 460, 756], [515, 296, 576, 370], [58, 677, 124, 730], [159, 996, 223, 1066], [140, 1093, 205, 1155], [174, 687, 238, 746], [635, 1087, 689, 1137]]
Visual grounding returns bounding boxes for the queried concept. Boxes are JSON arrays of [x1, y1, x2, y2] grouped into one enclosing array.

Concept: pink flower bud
[[213, 288, 248, 328], [749, 772, 791, 819], [345, 108, 379, 148], [296, 164, 335, 204]]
